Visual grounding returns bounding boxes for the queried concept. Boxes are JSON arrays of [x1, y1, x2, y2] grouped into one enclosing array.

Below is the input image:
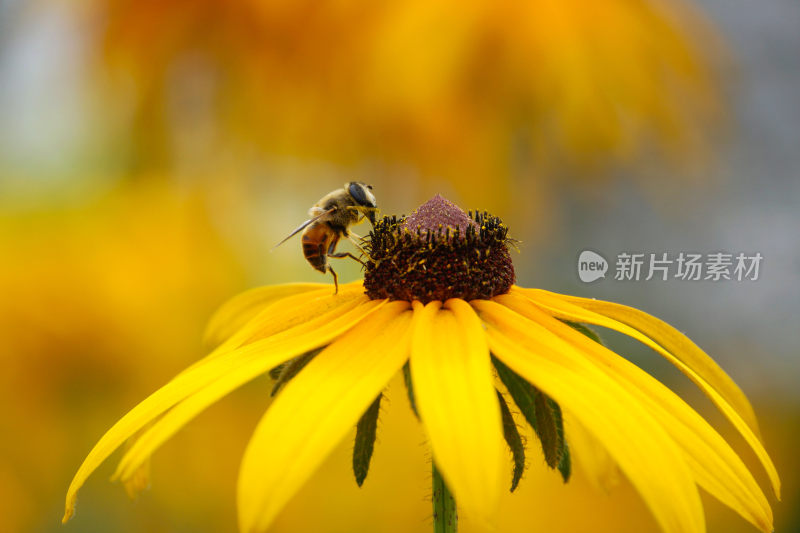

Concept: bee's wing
[[271, 207, 336, 250], [308, 205, 328, 218]]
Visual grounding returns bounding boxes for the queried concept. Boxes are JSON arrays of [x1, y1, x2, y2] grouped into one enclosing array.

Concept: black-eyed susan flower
[[64, 196, 779, 533]]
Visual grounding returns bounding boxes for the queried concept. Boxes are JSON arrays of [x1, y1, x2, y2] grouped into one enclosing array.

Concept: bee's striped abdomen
[[301, 223, 332, 273], [302, 243, 326, 272]]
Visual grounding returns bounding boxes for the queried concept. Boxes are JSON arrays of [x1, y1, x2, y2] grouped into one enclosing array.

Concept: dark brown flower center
[[363, 195, 515, 303]]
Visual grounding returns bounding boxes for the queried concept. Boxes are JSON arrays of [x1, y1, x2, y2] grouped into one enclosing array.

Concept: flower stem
[[432, 463, 457, 533]]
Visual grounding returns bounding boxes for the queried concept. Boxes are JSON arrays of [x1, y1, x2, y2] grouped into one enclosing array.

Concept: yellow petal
[[121, 437, 151, 500], [562, 410, 622, 492], [203, 281, 366, 362], [514, 287, 781, 499], [409, 299, 504, 529], [63, 293, 379, 523], [474, 300, 705, 533], [113, 296, 383, 482], [203, 282, 328, 349], [237, 301, 412, 533], [498, 293, 773, 532], [519, 287, 760, 434]]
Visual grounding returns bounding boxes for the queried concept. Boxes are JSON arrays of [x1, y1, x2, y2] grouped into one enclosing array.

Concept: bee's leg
[[347, 206, 378, 226], [346, 232, 368, 255], [328, 250, 366, 267], [346, 206, 365, 224], [327, 239, 366, 267], [361, 206, 378, 226], [327, 265, 339, 294]]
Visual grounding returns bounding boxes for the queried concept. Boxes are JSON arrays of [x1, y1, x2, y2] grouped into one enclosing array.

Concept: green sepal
[[493, 355, 538, 432], [353, 393, 382, 487], [402, 361, 419, 418], [549, 398, 571, 482], [563, 321, 602, 345], [268, 363, 285, 380], [493, 355, 570, 481], [533, 390, 562, 469], [432, 463, 457, 533], [270, 348, 320, 396], [496, 390, 525, 491]]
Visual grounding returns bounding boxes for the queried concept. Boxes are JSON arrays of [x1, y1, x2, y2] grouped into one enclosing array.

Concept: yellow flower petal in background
[[237, 301, 412, 533], [203, 283, 327, 349], [516, 287, 781, 499], [64, 293, 382, 523], [497, 293, 774, 532], [476, 300, 705, 533], [409, 299, 504, 529], [69, 0, 720, 211]]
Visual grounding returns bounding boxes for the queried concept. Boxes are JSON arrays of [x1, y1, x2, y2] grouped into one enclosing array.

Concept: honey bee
[[274, 182, 378, 293]]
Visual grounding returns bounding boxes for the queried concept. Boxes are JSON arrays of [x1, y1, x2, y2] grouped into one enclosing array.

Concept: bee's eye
[[349, 183, 377, 208]]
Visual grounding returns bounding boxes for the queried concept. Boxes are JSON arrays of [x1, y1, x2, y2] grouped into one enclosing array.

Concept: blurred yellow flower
[[63, 197, 776, 533], [92, 0, 719, 203], [0, 180, 246, 532]]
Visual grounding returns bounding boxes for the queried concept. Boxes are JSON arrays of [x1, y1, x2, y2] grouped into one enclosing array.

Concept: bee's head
[[347, 182, 377, 224]]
